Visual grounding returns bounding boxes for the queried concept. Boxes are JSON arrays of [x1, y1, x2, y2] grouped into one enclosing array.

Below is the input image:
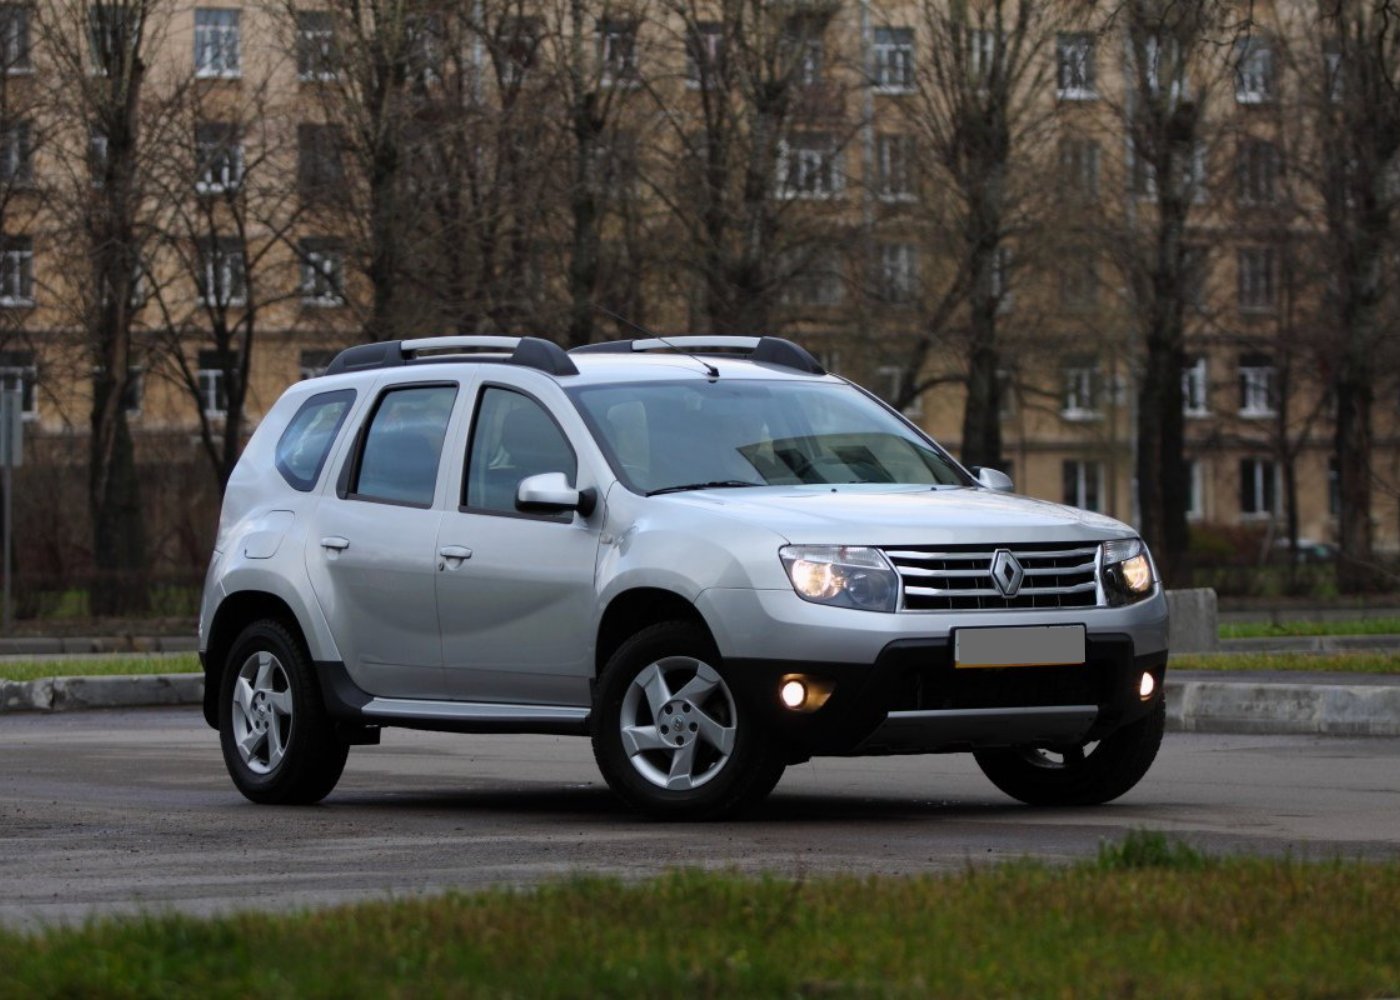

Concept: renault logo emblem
[[990, 549, 1024, 597]]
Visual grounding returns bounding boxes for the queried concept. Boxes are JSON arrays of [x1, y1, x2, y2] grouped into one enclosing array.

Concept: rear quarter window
[[275, 388, 356, 491]]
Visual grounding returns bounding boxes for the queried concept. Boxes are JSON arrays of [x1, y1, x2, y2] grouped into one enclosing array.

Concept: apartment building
[[0, 0, 1393, 571]]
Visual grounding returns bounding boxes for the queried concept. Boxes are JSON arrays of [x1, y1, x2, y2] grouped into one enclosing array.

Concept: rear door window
[[275, 388, 356, 492], [350, 384, 459, 507]]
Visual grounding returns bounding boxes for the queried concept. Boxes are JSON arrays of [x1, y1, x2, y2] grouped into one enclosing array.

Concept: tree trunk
[[1334, 369, 1375, 592], [1136, 301, 1190, 587], [89, 374, 147, 616]]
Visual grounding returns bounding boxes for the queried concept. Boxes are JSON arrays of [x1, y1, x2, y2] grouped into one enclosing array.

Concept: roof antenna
[[593, 305, 720, 379]]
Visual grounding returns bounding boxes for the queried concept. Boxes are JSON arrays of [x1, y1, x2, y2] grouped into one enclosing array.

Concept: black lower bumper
[[726, 633, 1168, 759]]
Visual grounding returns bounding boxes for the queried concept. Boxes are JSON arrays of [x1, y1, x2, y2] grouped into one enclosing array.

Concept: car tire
[[218, 619, 349, 805], [972, 699, 1166, 807], [592, 621, 785, 820]]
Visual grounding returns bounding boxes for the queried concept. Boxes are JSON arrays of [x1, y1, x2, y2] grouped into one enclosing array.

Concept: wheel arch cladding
[[595, 588, 713, 678], [203, 591, 311, 729]]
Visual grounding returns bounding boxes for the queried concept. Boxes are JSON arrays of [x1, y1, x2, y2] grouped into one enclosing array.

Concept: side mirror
[[972, 466, 1014, 492], [516, 472, 597, 517]]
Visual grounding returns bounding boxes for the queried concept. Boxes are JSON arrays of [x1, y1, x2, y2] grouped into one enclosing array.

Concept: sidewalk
[[3, 666, 1398, 738]]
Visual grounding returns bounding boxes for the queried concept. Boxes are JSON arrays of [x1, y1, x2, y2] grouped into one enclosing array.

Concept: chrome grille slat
[[884, 542, 1102, 612]]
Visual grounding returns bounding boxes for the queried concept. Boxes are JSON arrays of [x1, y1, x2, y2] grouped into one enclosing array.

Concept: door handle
[[438, 545, 472, 561], [321, 536, 350, 551]]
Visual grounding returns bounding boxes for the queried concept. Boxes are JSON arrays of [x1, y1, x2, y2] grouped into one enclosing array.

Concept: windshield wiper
[[647, 480, 764, 496]]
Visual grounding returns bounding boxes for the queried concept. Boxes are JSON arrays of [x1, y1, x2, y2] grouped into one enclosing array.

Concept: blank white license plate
[[953, 625, 1086, 669]]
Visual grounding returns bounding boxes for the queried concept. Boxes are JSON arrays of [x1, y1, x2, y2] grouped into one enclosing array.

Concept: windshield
[[568, 379, 971, 495]]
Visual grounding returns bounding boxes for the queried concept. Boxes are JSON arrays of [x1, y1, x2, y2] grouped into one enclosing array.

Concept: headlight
[[780, 545, 899, 613], [1102, 538, 1155, 605]]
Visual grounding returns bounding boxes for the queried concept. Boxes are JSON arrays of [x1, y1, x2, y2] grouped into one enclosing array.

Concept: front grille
[[883, 542, 1101, 612]]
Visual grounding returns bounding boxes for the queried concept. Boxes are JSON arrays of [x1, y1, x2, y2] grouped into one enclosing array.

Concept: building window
[[197, 237, 246, 308], [89, 7, 139, 73], [597, 19, 638, 86], [121, 367, 143, 416], [299, 348, 336, 380], [783, 247, 844, 307], [1130, 139, 1207, 201], [498, 16, 541, 88], [785, 17, 825, 87], [686, 22, 724, 88], [877, 365, 922, 417], [1182, 356, 1209, 416], [89, 126, 109, 186], [874, 243, 918, 305], [0, 6, 30, 74], [1323, 44, 1343, 103], [1235, 36, 1274, 104], [197, 350, 234, 417], [1238, 138, 1280, 204], [872, 27, 914, 92], [195, 122, 243, 194], [0, 235, 32, 306], [1061, 356, 1100, 418], [1056, 32, 1096, 99], [1239, 457, 1276, 516], [874, 133, 916, 201], [1060, 138, 1099, 198], [1238, 352, 1275, 417], [1137, 34, 1186, 99], [0, 119, 30, 185], [0, 350, 35, 417], [1060, 250, 1097, 310], [964, 27, 998, 87], [990, 245, 1012, 311], [296, 10, 337, 80], [1237, 247, 1276, 312], [405, 12, 444, 86], [298, 123, 344, 199], [1062, 460, 1103, 512], [1185, 459, 1203, 520], [778, 133, 843, 199], [299, 239, 344, 305], [194, 9, 241, 79], [1182, 244, 1208, 311]]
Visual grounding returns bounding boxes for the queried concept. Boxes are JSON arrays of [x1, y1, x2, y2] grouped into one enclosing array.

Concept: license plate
[[954, 625, 1086, 668]]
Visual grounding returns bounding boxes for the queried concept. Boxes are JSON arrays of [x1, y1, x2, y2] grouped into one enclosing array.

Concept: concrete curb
[[2, 671, 1398, 738], [0, 636, 199, 656]]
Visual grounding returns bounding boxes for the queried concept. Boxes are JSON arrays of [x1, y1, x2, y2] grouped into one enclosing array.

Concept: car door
[[436, 381, 602, 706], [306, 379, 463, 699]]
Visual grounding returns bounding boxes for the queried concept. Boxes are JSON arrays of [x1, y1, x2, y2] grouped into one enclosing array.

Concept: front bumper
[[702, 587, 1170, 759]]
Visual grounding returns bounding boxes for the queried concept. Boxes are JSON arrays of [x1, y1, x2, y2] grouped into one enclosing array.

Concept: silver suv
[[199, 335, 1169, 818]]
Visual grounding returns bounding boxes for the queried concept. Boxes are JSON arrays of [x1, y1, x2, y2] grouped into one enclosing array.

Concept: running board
[[850, 705, 1098, 756], [361, 697, 590, 735]]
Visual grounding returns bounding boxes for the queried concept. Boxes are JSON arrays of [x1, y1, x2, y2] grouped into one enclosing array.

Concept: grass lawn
[[0, 653, 200, 683], [1221, 616, 1400, 639], [1, 834, 1396, 998], [1172, 650, 1400, 674]]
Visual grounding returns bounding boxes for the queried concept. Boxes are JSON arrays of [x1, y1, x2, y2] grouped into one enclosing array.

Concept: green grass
[[1221, 616, 1400, 639], [0, 653, 200, 683], [2, 837, 1396, 997], [1172, 650, 1400, 674]]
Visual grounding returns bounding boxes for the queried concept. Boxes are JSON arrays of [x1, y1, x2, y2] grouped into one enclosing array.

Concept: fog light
[[1139, 672, 1156, 700], [780, 679, 807, 709]]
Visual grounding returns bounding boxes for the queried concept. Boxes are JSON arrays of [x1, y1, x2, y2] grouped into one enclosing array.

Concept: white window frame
[[1239, 457, 1277, 517], [194, 9, 241, 79], [299, 241, 344, 306], [686, 22, 723, 89], [875, 242, 918, 305], [0, 118, 29, 185], [597, 19, 638, 87], [1063, 459, 1104, 512], [1185, 458, 1204, 521], [990, 244, 1012, 312], [296, 10, 337, 81], [0, 6, 29, 75], [778, 134, 843, 200], [874, 133, 916, 202], [0, 357, 36, 419], [1061, 361, 1100, 420], [877, 364, 922, 417], [1238, 356, 1276, 417], [199, 239, 247, 308], [194, 123, 244, 195], [965, 27, 998, 87], [1129, 139, 1207, 202], [1056, 32, 1096, 100], [0, 237, 32, 306], [197, 365, 227, 418], [1139, 34, 1187, 100], [872, 26, 914, 93], [1235, 37, 1274, 104], [1237, 247, 1276, 312], [1182, 356, 1209, 416]]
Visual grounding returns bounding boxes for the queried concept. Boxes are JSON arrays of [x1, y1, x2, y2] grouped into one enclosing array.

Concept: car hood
[[656, 485, 1137, 547]]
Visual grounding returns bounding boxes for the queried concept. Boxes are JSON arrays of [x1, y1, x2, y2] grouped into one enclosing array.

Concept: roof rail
[[571, 335, 825, 375], [322, 336, 579, 378]]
